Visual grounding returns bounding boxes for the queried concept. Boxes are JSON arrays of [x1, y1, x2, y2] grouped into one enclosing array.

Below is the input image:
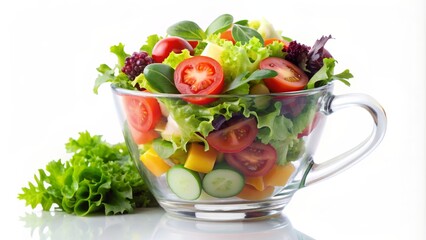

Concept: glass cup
[[111, 83, 386, 221]]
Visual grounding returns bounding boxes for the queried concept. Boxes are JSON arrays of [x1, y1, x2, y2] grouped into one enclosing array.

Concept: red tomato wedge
[[206, 118, 258, 153], [174, 56, 224, 105], [259, 57, 309, 92], [122, 94, 162, 132], [225, 142, 277, 177]]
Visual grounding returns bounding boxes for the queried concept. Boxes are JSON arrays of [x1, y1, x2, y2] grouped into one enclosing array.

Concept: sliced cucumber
[[166, 164, 202, 200], [202, 166, 245, 198]]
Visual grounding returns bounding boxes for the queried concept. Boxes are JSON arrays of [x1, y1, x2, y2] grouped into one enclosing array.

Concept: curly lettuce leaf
[[140, 34, 162, 55], [18, 131, 158, 216], [306, 58, 353, 89], [214, 37, 269, 83], [162, 49, 192, 69]]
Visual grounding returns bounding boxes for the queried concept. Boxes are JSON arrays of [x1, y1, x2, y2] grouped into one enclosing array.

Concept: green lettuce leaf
[[18, 131, 158, 216]]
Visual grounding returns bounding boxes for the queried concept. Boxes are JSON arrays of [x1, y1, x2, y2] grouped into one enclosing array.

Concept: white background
[[1, 0, 425, 239]]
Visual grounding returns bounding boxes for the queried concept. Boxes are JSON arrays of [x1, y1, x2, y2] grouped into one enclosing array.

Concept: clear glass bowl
[[111, 83, 386, 221]]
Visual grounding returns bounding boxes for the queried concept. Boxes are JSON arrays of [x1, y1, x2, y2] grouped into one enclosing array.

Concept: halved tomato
[[130, 126, 159, 145], [259, 57, 309, 92], [224, 142, 277, 177], [122, 94, 162, 132], [174, 56, 224, 105], [206, 118, 258, 153]]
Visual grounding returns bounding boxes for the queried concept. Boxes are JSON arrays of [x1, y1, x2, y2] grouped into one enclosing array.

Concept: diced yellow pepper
[[245, 176, 265, 191], [184, 143, 218, 173], [264, 163, 295, 187], [140, 148, 171, 177]]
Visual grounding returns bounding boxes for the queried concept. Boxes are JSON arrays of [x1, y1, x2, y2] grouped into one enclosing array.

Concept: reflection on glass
[[20, 209, 314, 240]]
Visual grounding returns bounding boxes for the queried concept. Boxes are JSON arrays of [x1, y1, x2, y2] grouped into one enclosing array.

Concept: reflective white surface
[[18, 208, 313, 240]]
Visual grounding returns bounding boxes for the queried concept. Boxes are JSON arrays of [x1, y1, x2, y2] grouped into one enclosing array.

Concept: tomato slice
[[206, 118, 258, 153], [174, 56, 224, 105], [122, 94, 162, 132], [259, 57, 309, 92], [129, 126, 160, 145], [225, 142, 277, 177]]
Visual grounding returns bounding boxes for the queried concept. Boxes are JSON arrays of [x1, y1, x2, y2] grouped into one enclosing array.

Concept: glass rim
[[111, 82, 333, 98]]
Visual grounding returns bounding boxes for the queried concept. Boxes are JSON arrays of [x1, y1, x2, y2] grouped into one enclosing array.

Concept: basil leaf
[[205, 14, 233, 36], [224, 69, 277, 92], [167, 20, 206, 40], [231, 24, 264, 45], [143, 63, 178, 93], [234, 20, 249, 26]]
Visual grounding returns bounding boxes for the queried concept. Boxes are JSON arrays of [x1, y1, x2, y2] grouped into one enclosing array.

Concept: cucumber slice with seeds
[[202, 167, 244, 198], [167, 164, 202, 200]]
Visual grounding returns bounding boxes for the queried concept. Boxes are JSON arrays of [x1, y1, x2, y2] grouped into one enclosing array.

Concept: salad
[[95, 14, 353, 201]]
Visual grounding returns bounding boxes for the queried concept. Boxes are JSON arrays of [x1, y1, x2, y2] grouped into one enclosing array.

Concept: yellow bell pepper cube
[[263, 163, 295, 187], [140, 148, 171, 177], [184, 143, 218, 173]]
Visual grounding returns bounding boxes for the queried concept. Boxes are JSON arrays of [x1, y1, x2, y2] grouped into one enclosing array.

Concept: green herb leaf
[[232, 24, 264, 45], [205, 14, 233, 36], [167, 20, 206, 40], [224, 69, 277, 93], [143, 63, 178, 93]]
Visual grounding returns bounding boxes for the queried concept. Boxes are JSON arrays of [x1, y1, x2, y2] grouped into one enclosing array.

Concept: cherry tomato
[[225, 142, 277, 177], [152, 37, 194, 63], [259, 57, 309, 92], [220, 29, 235, 44], [174, 56, 224, 105], [206, 118, 258, 153], [129, 126, 159, 145], [122, 94, 162, 132]]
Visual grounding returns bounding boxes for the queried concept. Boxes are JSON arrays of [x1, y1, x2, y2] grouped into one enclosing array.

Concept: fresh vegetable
[[92, 14, 355, 202], [206, 117, 258, 153], [166, 164, 202, 200], [152, 36, 194, 63], [143, 63, 178, 93], [236, 185, 275, 201], [259, 57, 309, 92], [122, 94, 162, 132], [202, 164, 245, 198], [140, 147, 171, 177], [129, 126, 159, 145], [224, 142, 277, 177], [263, 163, 295, 187], [184, 143, 218, 173], [245, 176, 265, 191], [174, 56, 224, 104], [18, 131, 158, 216]]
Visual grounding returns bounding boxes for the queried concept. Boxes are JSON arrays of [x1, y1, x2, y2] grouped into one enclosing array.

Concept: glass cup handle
[[302, 93, 387, 187]]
